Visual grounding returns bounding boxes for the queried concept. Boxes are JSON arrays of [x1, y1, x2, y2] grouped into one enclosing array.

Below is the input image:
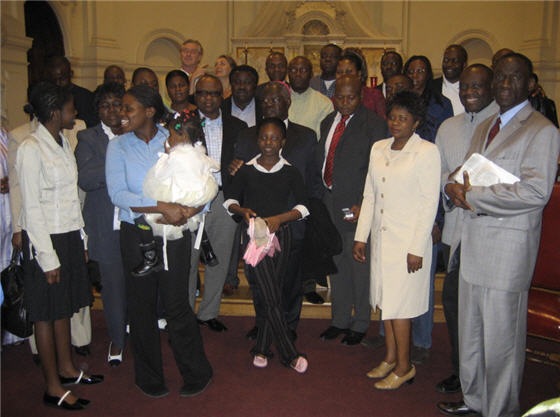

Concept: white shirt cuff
[[223, 198, 239, 216], [293, 204, 309, 220]]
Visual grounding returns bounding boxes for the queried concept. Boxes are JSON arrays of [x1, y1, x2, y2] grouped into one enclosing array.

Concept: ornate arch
[[448, 29, 499, 54], [136, 29, 185, 64]]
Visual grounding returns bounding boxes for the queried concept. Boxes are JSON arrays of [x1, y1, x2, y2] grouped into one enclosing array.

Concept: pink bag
[[243, 217, 281, 267]]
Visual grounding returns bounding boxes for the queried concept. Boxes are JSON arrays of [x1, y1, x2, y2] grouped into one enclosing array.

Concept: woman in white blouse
[[353, 91, 440, 390], [17, 82, 102, 411]]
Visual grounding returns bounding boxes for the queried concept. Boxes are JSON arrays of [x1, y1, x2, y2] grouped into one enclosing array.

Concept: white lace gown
[[142, 142, 220, 240]]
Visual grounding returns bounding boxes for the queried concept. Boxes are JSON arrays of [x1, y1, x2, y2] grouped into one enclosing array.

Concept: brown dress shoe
[[366, 361, 396, 379], [374, 365, 416, 390]]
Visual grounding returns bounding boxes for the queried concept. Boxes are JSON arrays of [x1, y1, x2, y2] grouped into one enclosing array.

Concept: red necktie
[[485, 117, 501, 149], [324, 115, 349, 187]]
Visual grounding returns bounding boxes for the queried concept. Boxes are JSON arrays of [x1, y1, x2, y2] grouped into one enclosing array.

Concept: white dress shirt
[[231, 98, 256, 127], [442, 77, 464, 116]]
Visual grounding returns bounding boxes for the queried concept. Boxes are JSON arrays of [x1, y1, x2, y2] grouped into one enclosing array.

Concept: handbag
[[1, 250, 33, 338]]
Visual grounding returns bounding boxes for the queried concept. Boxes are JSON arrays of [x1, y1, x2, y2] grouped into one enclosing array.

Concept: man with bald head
[[288, 56, 333, 139], [103, 65, 126, 86], [255, 52, 288, 102], [231, 81, 321, 339], [385, 74, 413, 101], [434, 64, 498, 396], [439, 53, 560, 417], [491, 48, 514, 70], [44, 55, 98, 127], [187, 74, 247, 333], [432, 45, 468, 115], [317, 76, 388, 345]]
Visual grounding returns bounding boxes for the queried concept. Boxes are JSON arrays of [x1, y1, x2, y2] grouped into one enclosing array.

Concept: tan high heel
[[366, 361, 396, 379], [374, 365, 416, 390]]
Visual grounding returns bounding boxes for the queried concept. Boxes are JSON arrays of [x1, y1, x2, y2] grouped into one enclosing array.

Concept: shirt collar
[[246, 154, 291, 173], [101, 122, 118, 140], [499, 100, 529, 128], [199, 109, 222, 126], [443, 77, 459, 91], [232, 98, 255, 113]]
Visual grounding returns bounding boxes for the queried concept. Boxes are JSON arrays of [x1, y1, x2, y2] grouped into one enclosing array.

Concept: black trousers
[[442, 244, 460, 376], [120, 222, 212, 390], [247, 234, 304, 332], [246, 225, 300, 365]]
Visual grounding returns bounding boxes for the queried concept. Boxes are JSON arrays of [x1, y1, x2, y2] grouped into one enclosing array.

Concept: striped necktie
[[485, 117, 501, 149]]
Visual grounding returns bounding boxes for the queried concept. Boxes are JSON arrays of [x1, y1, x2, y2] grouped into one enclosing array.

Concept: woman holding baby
[[105, 84, 212, 399]]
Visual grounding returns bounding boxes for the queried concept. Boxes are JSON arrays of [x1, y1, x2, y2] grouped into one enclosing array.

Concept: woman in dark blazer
[[75, 82, 127, 366]]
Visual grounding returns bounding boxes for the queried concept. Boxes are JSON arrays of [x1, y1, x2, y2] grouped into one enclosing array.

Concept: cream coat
[[354, 133, 440, 319]]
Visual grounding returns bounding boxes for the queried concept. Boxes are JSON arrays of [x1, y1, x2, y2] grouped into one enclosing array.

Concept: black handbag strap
[[10, 249, 21, 267]]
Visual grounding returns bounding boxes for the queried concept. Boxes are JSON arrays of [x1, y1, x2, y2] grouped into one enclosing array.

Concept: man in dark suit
[[230, 81, 322, 339], [44, 55, 98, 127], [438, 53, 560, 417], [318, 76, 388, 345], [221, 65, 262, 127], [431, 45, 468, 116], [187, 75, 247, 332], [375, 51, 403, 99]]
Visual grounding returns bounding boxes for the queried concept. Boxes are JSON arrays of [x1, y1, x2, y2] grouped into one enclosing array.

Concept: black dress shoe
[[60, 370, 104, 386], [74, 345, 90, 356], [43, 391, 90, 410], [360, 334, 386, 349], [304, 291, 324, 304], [320, 326, 349, 340], [246, 326, 258, 340], [436, 374, 461, 394], [341, 330, 365, 346], [197, 318, 228, 332], [135, 383, 169, 399], [437, 400, 480, 416], [180, 378, 212, 398], [411, 346, 430, 364]]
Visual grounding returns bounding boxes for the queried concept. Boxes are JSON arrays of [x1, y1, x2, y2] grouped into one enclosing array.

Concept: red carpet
[[2, 311, 558, 416]]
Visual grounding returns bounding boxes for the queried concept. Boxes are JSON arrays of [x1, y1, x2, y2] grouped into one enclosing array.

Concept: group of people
[[2, 36, 559, 417]]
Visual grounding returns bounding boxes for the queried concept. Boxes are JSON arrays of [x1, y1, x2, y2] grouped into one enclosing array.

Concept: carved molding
[[135, 28, 185, 64]]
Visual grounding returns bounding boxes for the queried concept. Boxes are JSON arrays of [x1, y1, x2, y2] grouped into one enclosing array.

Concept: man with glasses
[[188, 75, 247, 333]]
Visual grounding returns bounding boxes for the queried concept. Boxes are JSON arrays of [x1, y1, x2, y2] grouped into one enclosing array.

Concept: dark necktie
[[485, 117, 501, 149], [324, 115, 349, 187]]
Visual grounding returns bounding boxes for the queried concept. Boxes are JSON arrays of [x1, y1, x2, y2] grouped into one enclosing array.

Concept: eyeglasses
[[195, 90, 221, 97], [262, 97, 283, 105], [407, 68, 426, 75], [98, 102, 122, 111]]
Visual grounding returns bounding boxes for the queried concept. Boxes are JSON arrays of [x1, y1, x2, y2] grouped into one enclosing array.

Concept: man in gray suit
[[438, 53, 560, 417], [434, 64, 498, 395], [317, 76, 388, 345]]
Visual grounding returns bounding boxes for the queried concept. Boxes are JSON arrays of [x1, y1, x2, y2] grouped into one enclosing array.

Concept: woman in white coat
[[353, 91, 440, 390]]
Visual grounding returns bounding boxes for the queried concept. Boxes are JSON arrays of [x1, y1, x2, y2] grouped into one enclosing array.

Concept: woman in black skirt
[[16, 82, 103, 411]]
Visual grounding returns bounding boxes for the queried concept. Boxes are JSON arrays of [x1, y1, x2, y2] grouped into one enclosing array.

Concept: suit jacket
[[317, 105, 389, 233], [220, 97, 262, 125], [431, 77, 443, 96], [458, 103, 560, 292], [436, 101, 499, 254], [234, 121, 322, 200], [216, 114, 248, 194], [75, 124, 121, 264], [71, 84, 98, 128]]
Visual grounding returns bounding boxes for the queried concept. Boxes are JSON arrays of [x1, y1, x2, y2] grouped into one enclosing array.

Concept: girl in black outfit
[[225, 117, 308, 373]]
